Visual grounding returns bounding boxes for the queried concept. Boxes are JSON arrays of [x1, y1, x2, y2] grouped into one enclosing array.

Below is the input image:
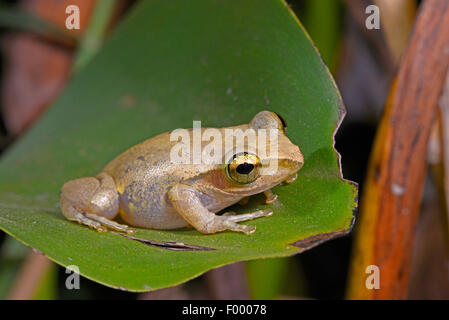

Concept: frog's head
[[222, 111, 304, 196]]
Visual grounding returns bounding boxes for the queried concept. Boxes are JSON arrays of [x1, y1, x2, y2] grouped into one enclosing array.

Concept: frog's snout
[[282, 144, 304, 173]]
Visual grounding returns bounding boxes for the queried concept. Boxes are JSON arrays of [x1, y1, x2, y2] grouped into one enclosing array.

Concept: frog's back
[[102, 131, 213, 229]]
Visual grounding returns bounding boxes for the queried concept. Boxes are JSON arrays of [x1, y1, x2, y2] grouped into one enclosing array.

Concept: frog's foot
[[214, 210, 273, 235], [203, 217, 255, 235], [61, 203, 135, 234], [218, 212, 254, 234], [263, 189, 278, 204], [60, 203, 107, 232], [83, 213, 136, 234], [223, 220, 256, 235]]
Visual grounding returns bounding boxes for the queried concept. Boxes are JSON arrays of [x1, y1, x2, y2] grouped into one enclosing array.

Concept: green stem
[[72, 0, 117, 73]]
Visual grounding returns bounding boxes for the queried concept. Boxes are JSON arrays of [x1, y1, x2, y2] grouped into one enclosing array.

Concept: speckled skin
[[60, 111, 303, 235]]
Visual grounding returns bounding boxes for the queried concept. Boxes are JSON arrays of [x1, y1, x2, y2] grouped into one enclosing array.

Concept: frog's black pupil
[[236, 162, 254, 175]]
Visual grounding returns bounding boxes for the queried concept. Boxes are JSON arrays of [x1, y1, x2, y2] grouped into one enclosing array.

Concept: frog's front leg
[[168, 184, 272, 235], [263, 189, 278, 204], [60, 172, 135, 234]]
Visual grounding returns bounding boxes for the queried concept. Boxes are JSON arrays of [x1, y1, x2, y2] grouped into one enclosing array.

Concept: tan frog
[[60, 111, 303, 235]]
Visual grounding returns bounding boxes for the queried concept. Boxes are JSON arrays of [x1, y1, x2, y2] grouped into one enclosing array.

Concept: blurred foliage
[[0, 0, 355, 293], [5, 0, 432, 300]]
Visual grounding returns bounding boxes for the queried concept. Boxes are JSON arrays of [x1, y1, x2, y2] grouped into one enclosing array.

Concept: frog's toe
[[241, 224, 256, 235], [95, 226, 108, 233], [222, 220, 256, 235], [265, 194, 278, 204], [221, 209, 274, 234], [74, 213, 107, 233], [84, 213, 135, 233], [264, 190, 278, 204], [262, 209, 273, 217], [125, 228, 137, 235]]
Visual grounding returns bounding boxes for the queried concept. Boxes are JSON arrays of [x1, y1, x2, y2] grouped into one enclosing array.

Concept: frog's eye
[[273, 112, 287, 134], [250, 111, 288, 134], [226, 152, 261, 184]]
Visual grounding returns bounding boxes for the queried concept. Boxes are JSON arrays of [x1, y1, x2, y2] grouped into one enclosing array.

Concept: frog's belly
[[116, 181, 185, 229], [116, 181, 242, 230]]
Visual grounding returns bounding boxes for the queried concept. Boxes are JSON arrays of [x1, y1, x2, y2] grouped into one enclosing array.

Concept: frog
[[60, 111, 304, 235]]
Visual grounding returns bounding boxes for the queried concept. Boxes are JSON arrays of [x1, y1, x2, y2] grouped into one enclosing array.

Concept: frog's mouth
[[261, 158, 303, 175], [215, 160, 302, 197], [190, 158, 302, 199]]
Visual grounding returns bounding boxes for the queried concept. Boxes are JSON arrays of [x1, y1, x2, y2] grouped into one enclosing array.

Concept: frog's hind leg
[[83, 213, 135, 233], [60, 203, 107, 232], [60, 172, 135, 234]]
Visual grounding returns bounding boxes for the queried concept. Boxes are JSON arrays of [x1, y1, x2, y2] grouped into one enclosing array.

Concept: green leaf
[[0, 0, 357, 292]]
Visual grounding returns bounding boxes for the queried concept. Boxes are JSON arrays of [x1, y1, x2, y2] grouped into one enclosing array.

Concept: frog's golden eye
[[226, 152, 261, 184]]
